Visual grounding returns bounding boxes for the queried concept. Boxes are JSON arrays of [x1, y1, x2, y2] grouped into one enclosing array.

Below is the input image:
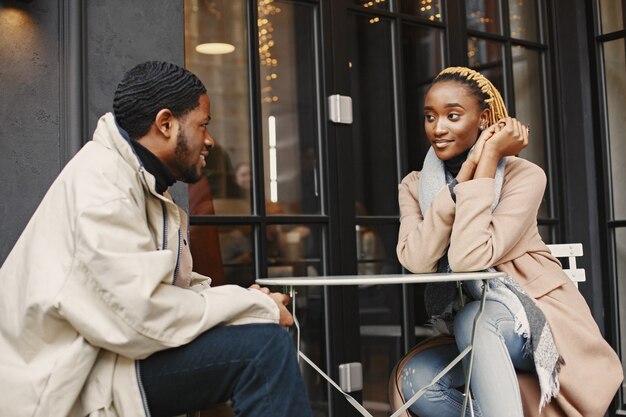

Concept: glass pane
[[466, 0, 502, 34], [266, 223, 323, 277], [355, 224, 406, 416], [402, 24, 445, 170], [185, 0, 253, 214], [508, 0, 538, 41], [399, 0, 443, 21], [468, 37, 506, 95], [348, 14, 399, 216], [259, 1, 321, 215], [356, 224, 402, 276], [615, 228, 626, 382], [189, 224, 255, 287], [600, 0, 624, 34], [512, 46, 549, 218], [604, 39, 626, 219], [263, 225, 326, 416], [352, 0, 390, 11]]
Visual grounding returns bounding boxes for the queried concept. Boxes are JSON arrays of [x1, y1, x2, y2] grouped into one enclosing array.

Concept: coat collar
[[92, 113, 173, 200]]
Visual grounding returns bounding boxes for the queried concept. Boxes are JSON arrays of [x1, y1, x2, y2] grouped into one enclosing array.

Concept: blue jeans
[[138, 323, 313, 417], [401, 301, 535, 417]]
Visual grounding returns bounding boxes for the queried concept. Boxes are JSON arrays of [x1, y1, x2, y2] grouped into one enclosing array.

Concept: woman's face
[[423, 80, 489, 161]]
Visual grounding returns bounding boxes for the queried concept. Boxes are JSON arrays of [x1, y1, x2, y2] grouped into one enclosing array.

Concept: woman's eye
[[425, 115, 435, 122], [448, 113, 460, 121]]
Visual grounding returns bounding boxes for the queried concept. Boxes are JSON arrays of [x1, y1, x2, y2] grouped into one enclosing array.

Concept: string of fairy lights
[[258, 0, 280, 104], [256, 0, 529, 99]]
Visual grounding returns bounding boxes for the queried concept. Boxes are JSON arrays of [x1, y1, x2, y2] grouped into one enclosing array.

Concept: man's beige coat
[[396, 156, 622, 416], [0, 113, 280, 417]]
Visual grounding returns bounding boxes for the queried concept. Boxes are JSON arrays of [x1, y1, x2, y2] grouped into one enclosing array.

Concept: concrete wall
[[0, 0, 186, 263]]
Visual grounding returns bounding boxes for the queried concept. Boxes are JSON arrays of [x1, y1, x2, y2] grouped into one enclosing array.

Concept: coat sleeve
[[396, 172, 456, 273], [57, 196, 279, 360], [447, 161, 546, 271]]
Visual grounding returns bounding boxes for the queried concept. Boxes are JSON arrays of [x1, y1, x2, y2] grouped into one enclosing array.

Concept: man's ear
[[155, 109, 174, 137]]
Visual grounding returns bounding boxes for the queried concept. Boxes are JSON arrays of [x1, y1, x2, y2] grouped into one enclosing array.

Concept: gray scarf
[[419, 147, 563, 410]]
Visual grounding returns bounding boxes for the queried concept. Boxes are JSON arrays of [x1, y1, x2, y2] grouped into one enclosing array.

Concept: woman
[[392, 67, 622, 417]]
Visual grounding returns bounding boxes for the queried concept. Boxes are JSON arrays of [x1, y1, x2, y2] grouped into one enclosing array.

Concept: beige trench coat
[[0, 113, 280, 417], [394, 156, 622, 416]]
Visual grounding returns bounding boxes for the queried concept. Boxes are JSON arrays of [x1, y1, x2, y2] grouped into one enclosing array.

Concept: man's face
[[169, 94, 213, 183]]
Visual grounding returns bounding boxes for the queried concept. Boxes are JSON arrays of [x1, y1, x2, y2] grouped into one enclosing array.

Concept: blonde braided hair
[[434, 66, 508, 126]]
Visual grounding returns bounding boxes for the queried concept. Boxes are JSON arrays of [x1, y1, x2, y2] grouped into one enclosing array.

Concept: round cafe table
[[257, 271, 506, 417]]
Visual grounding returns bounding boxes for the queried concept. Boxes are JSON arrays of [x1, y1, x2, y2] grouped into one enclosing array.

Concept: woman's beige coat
[[0, 113, 280, 417], [396, 156, 622, 416]]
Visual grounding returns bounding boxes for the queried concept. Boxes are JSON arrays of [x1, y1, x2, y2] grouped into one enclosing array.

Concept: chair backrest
[[546, 243, 586, 287]]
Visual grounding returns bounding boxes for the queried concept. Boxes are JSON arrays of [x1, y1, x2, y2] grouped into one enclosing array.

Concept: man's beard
[[173, 128, 202, 184]]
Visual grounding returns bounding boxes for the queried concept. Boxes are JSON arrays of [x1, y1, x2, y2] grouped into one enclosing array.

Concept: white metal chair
[[388, 243, 586, 417], [546, 243, 586, 287]]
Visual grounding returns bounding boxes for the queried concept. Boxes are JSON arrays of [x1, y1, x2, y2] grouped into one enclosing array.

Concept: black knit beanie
[[113, 61, 207, 139]]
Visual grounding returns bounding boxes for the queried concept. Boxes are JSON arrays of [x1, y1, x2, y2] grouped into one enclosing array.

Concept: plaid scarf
[[419, 147, 563, 410]]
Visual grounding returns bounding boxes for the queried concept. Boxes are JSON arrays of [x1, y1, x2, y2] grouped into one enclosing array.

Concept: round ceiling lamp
[[195, 42, 235, 55]]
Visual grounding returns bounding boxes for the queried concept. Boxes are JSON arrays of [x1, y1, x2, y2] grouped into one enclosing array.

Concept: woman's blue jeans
[[138, 323, 313, 417], [400, 301, 535, 417]]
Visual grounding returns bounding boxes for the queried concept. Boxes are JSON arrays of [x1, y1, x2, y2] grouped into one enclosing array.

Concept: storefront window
[[466, 0, 502, 34], [600, 0, 624, 33], [399, 0, 443, 21], [604, 39, 626, 219], [258, 1, 321, 216], [508, 0, 538, 41], [467, 37, 505, 94], [185, 0, 253, 215]]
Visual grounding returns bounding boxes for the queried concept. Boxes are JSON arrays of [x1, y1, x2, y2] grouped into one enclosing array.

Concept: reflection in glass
[[604, 39, 626, 219], [512, 46, 548, 217], [466, 0, 501, 34], [218, 225, 254, 286], [600, 0, 624, 34], [348, 14, 398, 216], [188, 224, 255, 287], [615, 229, 626, 382], [402, 24, 445, 170], [264, 223, 326, 415], [259, 1, 321, 215], [352, 0, 390, 11], [185, 0, 253, 214], [508, 0, 537, 41], [356, 224, 404, 416], [356, 223, 402, 276], [266, 223, 323, 278], [399, 0, 442, 21], [468, 37, 505, 97]]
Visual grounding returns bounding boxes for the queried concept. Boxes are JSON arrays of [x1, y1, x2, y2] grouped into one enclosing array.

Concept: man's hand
[[268, 292, 294, 328], [250, 284, 294, 327]]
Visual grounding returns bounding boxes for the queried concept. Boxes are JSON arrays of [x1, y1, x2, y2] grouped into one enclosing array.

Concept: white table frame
[[256, 271, 505, 417]]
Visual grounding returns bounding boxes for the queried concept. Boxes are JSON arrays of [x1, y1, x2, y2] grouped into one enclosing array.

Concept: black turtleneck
[[444, 147, 471, 177], [129, 140, 177, 194]]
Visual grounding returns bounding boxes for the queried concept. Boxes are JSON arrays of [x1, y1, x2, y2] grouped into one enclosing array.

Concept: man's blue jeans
[[400, 301, 535, 417], [138, 323, 313, 417]]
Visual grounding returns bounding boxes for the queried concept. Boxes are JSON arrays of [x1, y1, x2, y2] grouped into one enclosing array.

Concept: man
[[0, 61, 313, 417]]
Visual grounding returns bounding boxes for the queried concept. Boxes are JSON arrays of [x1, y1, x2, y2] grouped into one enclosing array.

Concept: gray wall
[[0, 0, 186, 264]]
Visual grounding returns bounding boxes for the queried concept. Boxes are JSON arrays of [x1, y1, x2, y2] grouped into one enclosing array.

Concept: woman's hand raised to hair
[[456, 124, 498, 183], [473, 117, 529, 179], [482, 117, 529, 160], [467, 123, 499, 165]]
